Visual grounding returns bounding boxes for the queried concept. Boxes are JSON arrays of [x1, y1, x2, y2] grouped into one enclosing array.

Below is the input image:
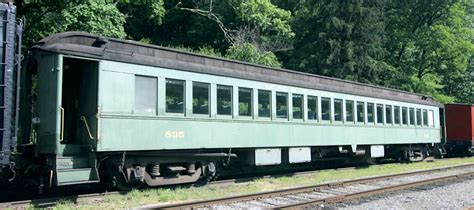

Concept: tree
[[117, 0, 165, 41], [176, 43, 282, 68], [226, 43, 282, 68], [386, 1, 474, 103], [233, 0, 294, 52], [173, 0, 289, 66], [285, 0, 389, 85], [15, 0, 473, 103], [19, 0, 126, 47]]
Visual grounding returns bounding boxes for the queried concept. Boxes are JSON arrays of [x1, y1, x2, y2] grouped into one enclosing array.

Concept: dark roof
[[30, 32, 442, 107], [446, 103, 473, 107]]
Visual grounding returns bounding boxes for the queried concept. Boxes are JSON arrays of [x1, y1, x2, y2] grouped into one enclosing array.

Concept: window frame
[[165, 78, 186, 115], [276, 92, 289, 120], [307, 95, 318, 122], [192, 82, 210, 116], [408, 108, 415, 126], [292, 93, 304, 120], [402, 107, 408, 125], [367, 103, 375, 124], [394, 106, 401, 125], [422, 109, 428, 127], [216, 85, 233, 117], [428, 110, 435, 127], [258, 89, 272, 118], [321, 97, 331, 121], [376, 104, 384, 124], [345, 100, 355, 123], [416, 108, 422, 126], [356, 101, 365, 124], [385, 105, 393, 125], [333, 98, 343, 122], [238, 87, 253, 118], [134, 75, 157, 115]]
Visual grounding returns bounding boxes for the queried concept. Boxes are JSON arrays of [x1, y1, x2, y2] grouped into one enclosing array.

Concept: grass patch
[[50, 199, 75, 209], [66, 157, 474, 209]]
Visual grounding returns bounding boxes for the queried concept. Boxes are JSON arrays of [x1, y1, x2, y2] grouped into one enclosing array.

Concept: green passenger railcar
[[19, 32, 442, 188]]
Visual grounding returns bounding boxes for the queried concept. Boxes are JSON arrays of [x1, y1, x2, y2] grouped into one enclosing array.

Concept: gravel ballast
[[330, 177, 474, 210]]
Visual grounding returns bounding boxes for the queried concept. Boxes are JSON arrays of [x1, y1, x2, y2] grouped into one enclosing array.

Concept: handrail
[[60, 107, 64, 142], [81, 115, 95, 140]]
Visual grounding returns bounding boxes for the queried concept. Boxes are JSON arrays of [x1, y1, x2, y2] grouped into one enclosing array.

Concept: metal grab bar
[[60, 107, 64, 142], [80, 116, 95, 140]]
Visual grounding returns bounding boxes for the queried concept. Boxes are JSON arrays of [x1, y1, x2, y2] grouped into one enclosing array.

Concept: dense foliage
[[17, 0, 474, 104]]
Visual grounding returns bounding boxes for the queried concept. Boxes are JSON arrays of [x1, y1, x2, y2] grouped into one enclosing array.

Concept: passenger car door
[[36, 54, 62, 154]]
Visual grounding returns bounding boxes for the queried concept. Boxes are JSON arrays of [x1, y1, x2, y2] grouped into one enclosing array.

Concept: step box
[[57, 168, 98, 186]]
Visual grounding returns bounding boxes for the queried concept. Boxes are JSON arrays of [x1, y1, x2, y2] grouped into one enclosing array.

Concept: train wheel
[[202, 162, 218, 183]]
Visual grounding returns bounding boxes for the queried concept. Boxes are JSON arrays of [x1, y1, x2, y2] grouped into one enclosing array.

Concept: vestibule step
[[59, 144, 91, 155], [56, 155, 90, 170], [57, 167, 98, 186]]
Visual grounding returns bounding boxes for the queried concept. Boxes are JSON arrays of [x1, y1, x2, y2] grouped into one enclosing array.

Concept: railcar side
[[445, 104, 474, 155], [97, 60, 441, 151], [12, 32, 445, 189]]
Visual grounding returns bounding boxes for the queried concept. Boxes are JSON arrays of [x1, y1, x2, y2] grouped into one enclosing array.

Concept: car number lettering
[[165, 131, 185, 139]]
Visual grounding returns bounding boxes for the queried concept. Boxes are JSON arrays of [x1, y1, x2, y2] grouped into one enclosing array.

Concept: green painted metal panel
[[100, 70, 133, 114], [95, 59, 442, 152], [57, 155, 90, 170], [56, 168, 93, 185], [97, 116, 440, 151], [98, 61, 441, 126], [36, 54, 62, 154]]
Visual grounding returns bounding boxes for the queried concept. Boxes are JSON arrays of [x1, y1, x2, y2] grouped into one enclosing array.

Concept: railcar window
[[422, 109, 428, 126], [409, 108, 415, 125], [367, 103, 374, 123], [166, 79, 185, 113], [357, 102, 364, 123], [293, 94, 303, 119], [239, 88, 252, 116], [134, 76, 157, 113], [276, 92, 288, 119], [307, 96, 318, 120], [192, 82, 210, 115], [428, 110, 434, 127], [402, 107, 408, 125], [333, 99, 343, 121], [376, 104, 383, 124], [346, 100, 354, 122], [258, 90, 271, 118], [321, 98, 331, 121], [385, 105, 393, 124], [217, 85, 232, 115], [416, 108, 422, 126], [394, 106, 401, 124]]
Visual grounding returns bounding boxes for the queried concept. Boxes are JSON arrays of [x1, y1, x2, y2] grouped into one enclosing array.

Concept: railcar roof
[[446, 103, 473, 107], [30, 32, 441, 107]]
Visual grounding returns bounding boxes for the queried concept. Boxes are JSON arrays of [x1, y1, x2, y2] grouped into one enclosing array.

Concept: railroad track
[[0, 191, 120, 208], [151, 163, 474, 209], [0, 165, 358, 208], [0, 160, 469, 209]]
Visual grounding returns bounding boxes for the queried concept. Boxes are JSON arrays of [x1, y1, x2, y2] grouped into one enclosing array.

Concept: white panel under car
[[289, 147, 311, 163], [370, 145, 385, 158], [255, 148, 281, 166]]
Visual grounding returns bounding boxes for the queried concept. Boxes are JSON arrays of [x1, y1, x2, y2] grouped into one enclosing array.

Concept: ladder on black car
[[0, 2, 21, 167]]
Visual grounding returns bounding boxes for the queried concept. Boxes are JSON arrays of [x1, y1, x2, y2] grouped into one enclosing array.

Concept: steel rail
[[0, 191, 120, 208], [152, 163, 474, 209], [277, 171, 474, 209], [0, 165, 359, 208], [0, 160, 469, 209], [207, 165, 359, 186]]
